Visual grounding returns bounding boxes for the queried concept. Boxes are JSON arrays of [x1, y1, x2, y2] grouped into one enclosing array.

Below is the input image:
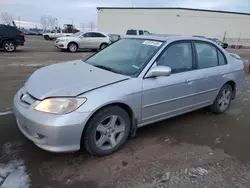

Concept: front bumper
[[54, 41, 68, 49], [13, 88, 91, 152]]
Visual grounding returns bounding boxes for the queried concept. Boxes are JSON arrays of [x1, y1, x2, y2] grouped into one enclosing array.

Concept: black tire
[[209, 84, 233, 114], [83, 106, 131, 156], [99, 43, 108, 50], [67, 42, 78, 53], [44, 35, 50, 40], [3, 40, 16, 52]]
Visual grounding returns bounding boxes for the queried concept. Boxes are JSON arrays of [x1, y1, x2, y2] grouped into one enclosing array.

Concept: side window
[[139, 30, 143, 35], [218, 50, 226, 65], [83, 32, 92, 37], [195, 42, 218, 69], [157, 42, 193, 73], [91, 33, 106, 38], [126, 30, 137, 35]]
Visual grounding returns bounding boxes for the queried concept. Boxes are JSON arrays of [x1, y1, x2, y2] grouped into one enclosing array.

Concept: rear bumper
[[15, 40, 25, 46]]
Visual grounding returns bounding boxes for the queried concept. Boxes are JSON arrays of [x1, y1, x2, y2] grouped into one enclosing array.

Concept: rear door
[[188, 41, 228, 107], [90, 32, 108, 49]]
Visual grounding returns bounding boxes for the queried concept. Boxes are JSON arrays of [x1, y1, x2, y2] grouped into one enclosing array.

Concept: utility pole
[[18, 16, 20, 29]]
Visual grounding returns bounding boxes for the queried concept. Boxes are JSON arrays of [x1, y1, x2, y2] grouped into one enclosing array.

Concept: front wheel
[[44, 35, 50, 40], [68, 43, 78, 53], [3, 41, 16, 52], [83, 106, 131, 156], [209, 84, 232, 114]]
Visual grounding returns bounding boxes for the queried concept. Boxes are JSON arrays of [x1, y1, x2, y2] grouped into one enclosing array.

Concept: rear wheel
[[99, 43, 108, 50], [83, 106, 131, 156], [44, 35, 50, 40], [209, 84, 232, 114], [3, 41, 16, 52], [68, 42, 78, 53]]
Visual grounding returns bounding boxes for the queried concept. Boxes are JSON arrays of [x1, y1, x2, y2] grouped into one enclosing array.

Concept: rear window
[[0, 26, 21, 36], [126, 30, 137, 35]]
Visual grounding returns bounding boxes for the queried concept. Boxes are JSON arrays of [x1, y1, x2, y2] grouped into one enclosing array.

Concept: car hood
[[57, 36, 73, 40], [25, 60, 129, 100]]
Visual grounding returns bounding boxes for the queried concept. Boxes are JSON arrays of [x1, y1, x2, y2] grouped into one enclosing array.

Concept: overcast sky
[[0, 0, 250, 28]]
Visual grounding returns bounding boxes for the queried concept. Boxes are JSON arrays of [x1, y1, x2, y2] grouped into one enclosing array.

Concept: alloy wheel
[[69, 44, 77, 52], [95, 115, 125, 150], [218, 89, 231, 111], [101, 44, 107, 49], [5, 42, 15, 52]]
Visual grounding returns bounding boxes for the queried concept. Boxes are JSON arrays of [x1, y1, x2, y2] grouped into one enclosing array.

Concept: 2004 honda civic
[[13, 36, 244, 156]]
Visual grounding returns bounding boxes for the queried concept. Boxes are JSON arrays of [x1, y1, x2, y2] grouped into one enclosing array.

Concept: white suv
[[55, 31, 111, 52]]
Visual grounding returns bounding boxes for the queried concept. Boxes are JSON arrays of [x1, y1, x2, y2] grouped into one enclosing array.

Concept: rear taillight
[[20, 33, 25, 37], [118, 35, 121, 40]]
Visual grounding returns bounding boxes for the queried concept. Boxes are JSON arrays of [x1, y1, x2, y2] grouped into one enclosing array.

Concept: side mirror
[[145, 66, 172, 78], [79, 35, 84, 39]]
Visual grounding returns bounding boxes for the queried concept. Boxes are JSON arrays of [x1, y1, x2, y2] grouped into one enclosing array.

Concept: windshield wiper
[[93, 65, 121, 74]]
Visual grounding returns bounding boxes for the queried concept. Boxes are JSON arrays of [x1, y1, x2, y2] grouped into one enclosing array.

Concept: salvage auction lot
[[1, 36, 250, 188]]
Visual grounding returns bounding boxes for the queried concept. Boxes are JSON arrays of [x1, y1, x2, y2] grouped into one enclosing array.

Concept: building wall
[[97, 8, 250, 39]]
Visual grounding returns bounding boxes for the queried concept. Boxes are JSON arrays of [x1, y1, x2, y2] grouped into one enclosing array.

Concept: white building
[[97, 7, 250, 40]]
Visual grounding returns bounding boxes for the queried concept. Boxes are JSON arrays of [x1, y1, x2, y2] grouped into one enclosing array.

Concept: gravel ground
[[0, 36, 250, 188]]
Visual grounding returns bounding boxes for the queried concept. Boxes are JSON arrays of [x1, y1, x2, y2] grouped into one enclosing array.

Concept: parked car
[[43, 31, 72, 40], [126, 29, 151, 35], [54, 31, 112, 52], [0, 24, 25, 52], [208, 38, 228, 49], [108, 34, 121, 43], [13, 36, 244, 156]]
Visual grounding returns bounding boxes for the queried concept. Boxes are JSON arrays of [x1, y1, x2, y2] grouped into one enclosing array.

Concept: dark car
[[0, 24, 25, 52]]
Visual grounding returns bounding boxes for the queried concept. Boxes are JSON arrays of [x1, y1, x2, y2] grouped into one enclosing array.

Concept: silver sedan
[[13, 35, 244, 156]]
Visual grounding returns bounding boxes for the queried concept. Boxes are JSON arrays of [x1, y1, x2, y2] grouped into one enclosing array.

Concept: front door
[[142, 41, 196, 125], [78, 32, 92, 49]]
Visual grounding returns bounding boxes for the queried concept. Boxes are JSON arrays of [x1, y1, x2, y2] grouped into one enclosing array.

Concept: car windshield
[[70, 31, 85, 37], [85, 39, 164, 76]]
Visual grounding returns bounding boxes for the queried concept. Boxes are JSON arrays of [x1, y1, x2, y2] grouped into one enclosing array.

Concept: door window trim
[[191, 40, 228, 70], [143, 40, 195, 79]]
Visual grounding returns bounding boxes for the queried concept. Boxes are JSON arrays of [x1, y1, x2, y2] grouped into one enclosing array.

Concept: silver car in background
[[13, 36, 244, 156], [55, 31, 111, 52]]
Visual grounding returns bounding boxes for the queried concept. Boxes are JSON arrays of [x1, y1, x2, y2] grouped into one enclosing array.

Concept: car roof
[[123, 35, 214, 43], [0, 24, 16, 28]]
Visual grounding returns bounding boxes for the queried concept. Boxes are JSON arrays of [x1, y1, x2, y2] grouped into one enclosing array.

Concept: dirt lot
[[1, 36, 250, 188]]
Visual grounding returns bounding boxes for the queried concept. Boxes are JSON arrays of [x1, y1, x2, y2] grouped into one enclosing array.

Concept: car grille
[[19, 91, 37, 108]]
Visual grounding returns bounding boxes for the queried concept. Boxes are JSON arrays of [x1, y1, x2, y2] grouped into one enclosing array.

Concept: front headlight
[[34, 98, 87, 114], [59, 39, 68, 42]]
